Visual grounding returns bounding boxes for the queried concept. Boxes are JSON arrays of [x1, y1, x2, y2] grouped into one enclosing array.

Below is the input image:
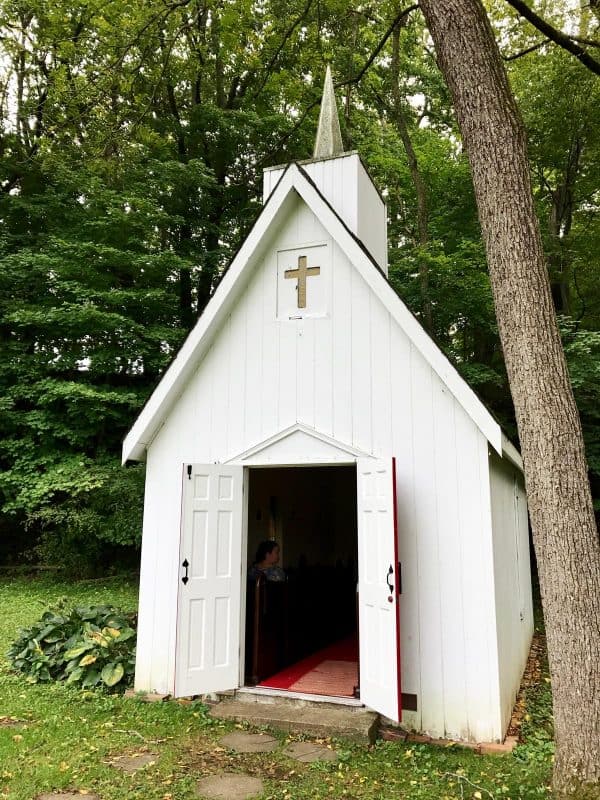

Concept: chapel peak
[[313, 65, 345, 159]]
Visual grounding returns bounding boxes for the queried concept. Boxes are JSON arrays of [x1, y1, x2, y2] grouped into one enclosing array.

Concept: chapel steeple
[[262, 64, 388, 274], [313, 65, 345, 159]]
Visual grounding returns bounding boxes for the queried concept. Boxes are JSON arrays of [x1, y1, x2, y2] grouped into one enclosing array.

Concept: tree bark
[[417, 1, 600, 796]]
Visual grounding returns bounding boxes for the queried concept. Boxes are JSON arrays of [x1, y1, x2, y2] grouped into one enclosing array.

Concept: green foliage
[[0, 577, 554, 800], [7, 602, 136, 690], [0, 0, 599, 566]]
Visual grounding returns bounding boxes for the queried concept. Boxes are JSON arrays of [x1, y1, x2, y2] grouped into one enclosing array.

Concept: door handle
[[386, 564, 394, 594], [182, 558, 189, 585]]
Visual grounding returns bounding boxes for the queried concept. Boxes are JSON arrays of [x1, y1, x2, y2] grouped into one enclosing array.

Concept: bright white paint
[[263, 152, 388, 273], [489, 453, 534, 733], [174, 464, 244, 697], [128, 156, 532, 742], [123, 163, 504, 465], [357, 459, 401, 722]]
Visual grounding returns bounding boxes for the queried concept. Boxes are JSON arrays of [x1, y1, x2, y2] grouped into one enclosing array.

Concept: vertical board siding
[[331, 242, 353, 443], [371, 309, 393, 455], [260, 250, 279, 441], [350, 271, 372, 453], [516, 479, 534, 653], [297, 319, 316, 427], [357, 162, 388, 272], [136, 441, 185, 695], [302, 156, 358, 233], [193, 344, 215, 461], [410, 351, 444, 735], [244, 268, 265, 449], [139, 191, 504, 741], [432, 379, 468, 739], [390, 324, 421, 728], [489, 455, 533, 734], [454, 405, 500, 742]]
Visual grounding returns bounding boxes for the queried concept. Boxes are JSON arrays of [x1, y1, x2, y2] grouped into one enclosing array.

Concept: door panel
[[175, 464, 243, 697], [357, 458, 402, 721]]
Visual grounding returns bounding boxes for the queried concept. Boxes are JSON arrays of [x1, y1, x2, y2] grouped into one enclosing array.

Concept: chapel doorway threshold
[[237, 685, 364, 707], [255, 635, 359, 699]]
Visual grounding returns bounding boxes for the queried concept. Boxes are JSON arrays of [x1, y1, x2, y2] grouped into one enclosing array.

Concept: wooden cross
[[284, 255, 320, 309]]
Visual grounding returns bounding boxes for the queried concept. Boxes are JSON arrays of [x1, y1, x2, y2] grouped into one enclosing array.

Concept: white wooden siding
[[489, 454, 534, 734], [263, 153, 388, 273], [137, 191, 504, 741]]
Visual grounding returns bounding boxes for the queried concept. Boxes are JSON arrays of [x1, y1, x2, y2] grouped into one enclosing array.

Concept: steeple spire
[[313, 65, 344, 159]]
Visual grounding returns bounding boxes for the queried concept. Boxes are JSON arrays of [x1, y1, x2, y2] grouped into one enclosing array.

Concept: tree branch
[[503, 38, 549, 61], [250, 0, 315, 101], [336, 4, 419, 89], [504, 0, 600, 75], [255, 3, 419, 165]]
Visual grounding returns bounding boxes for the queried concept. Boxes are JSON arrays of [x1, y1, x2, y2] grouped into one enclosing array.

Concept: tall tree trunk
[[417, 1, 600, 796]]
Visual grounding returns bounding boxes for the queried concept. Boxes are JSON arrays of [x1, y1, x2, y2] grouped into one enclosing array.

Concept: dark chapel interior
[[244, 465, 359, 694]]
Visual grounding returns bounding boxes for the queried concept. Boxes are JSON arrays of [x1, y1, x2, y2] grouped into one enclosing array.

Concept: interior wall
[[247, 465, 357, 572]]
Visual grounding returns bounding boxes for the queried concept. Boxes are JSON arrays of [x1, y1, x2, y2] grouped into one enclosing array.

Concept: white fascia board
[[292, 166, 504, 456], [501, 433, 524, 472], [122, 166, 299, 463]]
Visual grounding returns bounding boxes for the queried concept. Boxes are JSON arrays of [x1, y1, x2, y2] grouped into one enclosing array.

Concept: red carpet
[[258, 636, 358, 697]]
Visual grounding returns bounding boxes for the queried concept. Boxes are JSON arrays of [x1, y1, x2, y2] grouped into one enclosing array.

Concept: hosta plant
[[8, 603, 137, 690]]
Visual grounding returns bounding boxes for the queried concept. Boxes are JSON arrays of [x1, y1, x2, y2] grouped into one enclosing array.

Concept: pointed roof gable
[[122, 162, 504, 464]]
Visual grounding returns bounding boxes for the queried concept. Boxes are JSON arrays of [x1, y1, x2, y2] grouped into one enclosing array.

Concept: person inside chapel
[[248, 540, 286, 582]]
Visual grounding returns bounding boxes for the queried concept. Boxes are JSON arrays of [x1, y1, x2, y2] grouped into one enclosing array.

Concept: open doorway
[[244, 465, 358, 698]]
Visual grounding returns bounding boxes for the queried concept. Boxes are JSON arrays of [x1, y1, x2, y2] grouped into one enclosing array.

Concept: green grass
[[0, 576, 553, 800]]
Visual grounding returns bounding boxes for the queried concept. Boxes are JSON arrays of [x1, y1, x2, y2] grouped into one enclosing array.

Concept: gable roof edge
[[123, 162, 504, 463], [291, 165, 504, 457], [122, 164, 300, 463]]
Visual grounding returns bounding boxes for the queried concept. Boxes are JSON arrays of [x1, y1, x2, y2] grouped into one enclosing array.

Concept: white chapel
[[123, 68, 533, 743]]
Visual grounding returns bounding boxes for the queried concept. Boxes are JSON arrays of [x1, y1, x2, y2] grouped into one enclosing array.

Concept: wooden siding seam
[[478, 436, 500, 737], [408, 342, 424, 730]]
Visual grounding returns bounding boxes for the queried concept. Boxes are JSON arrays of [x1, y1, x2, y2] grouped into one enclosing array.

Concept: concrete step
[[209, 695, 379, 744]]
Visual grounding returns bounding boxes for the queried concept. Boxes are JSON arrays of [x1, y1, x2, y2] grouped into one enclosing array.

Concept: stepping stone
[[0, 717, 27, 728], [38, 795, 100, 800], [284, 741, 338, 762], [109, 752, 158, 773], [220, 732, 278, 753], [196, 773, 263, 800]]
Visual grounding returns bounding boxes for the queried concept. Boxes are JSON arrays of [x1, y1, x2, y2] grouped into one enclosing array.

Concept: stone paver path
[[109, 752, 159, 773], [196, 773, 263, 799], [219, 732, 278, 753], [284, 741, 339, 762]]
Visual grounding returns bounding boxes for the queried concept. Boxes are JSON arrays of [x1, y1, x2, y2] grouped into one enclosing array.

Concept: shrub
[[7, 603, 137, 690]]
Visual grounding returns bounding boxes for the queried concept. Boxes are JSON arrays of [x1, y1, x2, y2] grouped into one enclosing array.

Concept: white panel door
[[175, 464, 243, 697], [357, 458, 402, 722]]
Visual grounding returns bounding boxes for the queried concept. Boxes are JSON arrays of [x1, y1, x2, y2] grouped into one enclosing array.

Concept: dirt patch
[[181, 739, 297, 783], [0, 717, 27, 728], [37, 794, 101, 800], [507, 631, 546, 739]]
